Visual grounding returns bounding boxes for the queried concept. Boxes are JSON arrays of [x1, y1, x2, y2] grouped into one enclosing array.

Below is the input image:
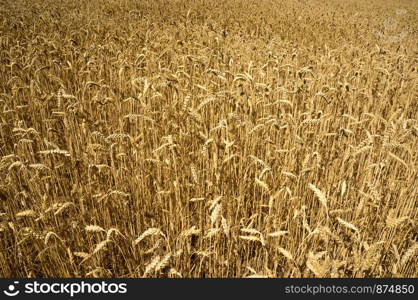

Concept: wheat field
[[0, 0, 417, 278]]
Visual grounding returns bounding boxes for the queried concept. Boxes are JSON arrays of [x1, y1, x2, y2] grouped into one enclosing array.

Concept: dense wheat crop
[[0, 0, 417, 278]]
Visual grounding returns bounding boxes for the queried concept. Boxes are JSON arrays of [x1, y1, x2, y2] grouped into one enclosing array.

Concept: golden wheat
[[0, 0, 416, 278]]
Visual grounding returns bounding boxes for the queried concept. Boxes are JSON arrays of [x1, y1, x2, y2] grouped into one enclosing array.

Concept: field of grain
[[0, 0, 417, 278]]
